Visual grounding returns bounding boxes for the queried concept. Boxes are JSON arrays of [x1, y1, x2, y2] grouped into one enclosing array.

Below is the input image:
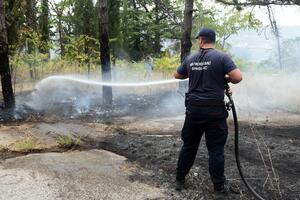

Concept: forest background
[[1, 0, 300, 108]]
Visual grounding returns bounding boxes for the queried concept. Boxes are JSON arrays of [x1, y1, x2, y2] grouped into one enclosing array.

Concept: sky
[[203, 0, 300, 26], [254, 5, 300, 26], [198, 1, 300, 62]]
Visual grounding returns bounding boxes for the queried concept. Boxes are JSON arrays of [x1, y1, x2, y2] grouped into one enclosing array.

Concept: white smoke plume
[[232, 72, 300, 122], [18, 71, 300, 123]]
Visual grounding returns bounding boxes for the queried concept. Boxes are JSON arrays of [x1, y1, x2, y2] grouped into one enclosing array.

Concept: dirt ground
[[0, 114, 299, 200], [0, 87, 300, 200]]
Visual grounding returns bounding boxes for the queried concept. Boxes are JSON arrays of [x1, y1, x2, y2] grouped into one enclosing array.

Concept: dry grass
[[14, 138, 37, 152], [56, 135, 81, 148], [0, 144, 8, 152], [249, 121, 283, 199]]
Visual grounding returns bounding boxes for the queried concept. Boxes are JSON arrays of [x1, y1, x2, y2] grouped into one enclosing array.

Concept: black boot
[[214, 181, 239, 195], [175, 179, 187, 191]]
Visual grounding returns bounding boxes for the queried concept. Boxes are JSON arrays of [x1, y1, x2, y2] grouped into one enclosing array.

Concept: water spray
[[24, 75, 188, 115], [38, 75, 186, 88], [225, 83, 265, 200]]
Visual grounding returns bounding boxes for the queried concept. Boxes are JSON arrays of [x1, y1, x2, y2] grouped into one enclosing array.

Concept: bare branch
[[216, 0, 300, 6]]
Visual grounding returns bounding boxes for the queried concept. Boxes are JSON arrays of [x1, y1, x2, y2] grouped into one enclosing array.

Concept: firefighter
[[174, 28, 242, 194]]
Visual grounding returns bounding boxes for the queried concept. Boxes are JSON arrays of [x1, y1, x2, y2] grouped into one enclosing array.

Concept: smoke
[[18, 74, 185, 119], [16, 70, 300, 123], [232, 72, 300, 122], [25, 76, 100, 112]]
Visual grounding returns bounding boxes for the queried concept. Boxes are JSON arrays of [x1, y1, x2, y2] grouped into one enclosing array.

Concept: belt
[[186, 99, 225, 107]]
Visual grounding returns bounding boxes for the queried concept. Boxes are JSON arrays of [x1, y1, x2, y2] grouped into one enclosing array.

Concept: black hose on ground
[[225, 84, 266, 200]]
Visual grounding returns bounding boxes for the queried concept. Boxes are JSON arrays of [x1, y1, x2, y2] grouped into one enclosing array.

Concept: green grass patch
[[56, 135, 81, 148], [0, 144, 8, 153], [14, 138, 37, 152]]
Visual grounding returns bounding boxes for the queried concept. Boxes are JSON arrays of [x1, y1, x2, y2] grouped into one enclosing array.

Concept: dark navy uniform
[[176, 48, 237, 189]]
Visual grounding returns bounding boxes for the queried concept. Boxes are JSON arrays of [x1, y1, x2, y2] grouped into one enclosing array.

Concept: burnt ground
[[0, 90, 300, 200], [90, 120, 300, 200]]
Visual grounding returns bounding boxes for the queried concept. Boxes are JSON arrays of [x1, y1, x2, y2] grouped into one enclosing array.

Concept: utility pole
[[0, 0, 15, 109], [99, 0, 112, 107]]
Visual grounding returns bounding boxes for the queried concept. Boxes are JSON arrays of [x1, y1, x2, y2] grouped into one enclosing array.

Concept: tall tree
[[118, 0, 182, 60], [0, 0, 15, 109], [25, 0, 38, 79], [108, 0, 120, 58], [5, 0, 25, 51], [153, 0, 162, 55], [181, 0, 194, 62], [267, 5, 283, 69], [179, 0, 193, 91], [49, 0, 70, 57], [73, 0, 96, 74], [73, 0, 96, 37], [99, 0, 112, 106], [39, 0, 50, 55]]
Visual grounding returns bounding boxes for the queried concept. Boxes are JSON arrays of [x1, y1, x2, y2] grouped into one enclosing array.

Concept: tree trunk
[[6, 0, 19, 50], [25, 0, 38, 80], [275, 33, 283, 69], [58, 17, 65, 57], [154, 32, 161, 55], [99, 0, 112, 107], [179, 0, 193, 90], [267, 6, 283, 69], [83, 0, 93, 76], [153, 0, 161, 55], [84, 41, 91, 77], [0, 0, 15, 109], [108, 0, 121, 58], [39, 0, 50, 56], [180, 0, 194, 62]]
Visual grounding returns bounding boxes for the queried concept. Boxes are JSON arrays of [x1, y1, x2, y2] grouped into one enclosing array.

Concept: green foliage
[[109, 0, 121, 39], [56, 135, 81, 148], [38, 0, 50, 54], [10, 55, 101, 84], [118, 0, 182, 60], [5, 0, 264, 68], [10, 51, 48, 75], [0, 145, 8, 153], [64, 35, 100, 64], [73, 0, 97, 37], [234, 57, 258, 71], [154, 54, 180, 72], [14, 138, 37, 152], [193, 3, 262, 50], [23, 52, 49, 69], [235, 57, 276, 73], [5, 0, 26, 49], [217, 9, 262, 49]]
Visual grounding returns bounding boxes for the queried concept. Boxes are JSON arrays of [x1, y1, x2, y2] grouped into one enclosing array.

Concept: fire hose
[[225, 83, 266, 200]]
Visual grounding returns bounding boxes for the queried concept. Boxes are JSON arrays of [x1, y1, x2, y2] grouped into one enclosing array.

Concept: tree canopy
[[2, 0, 265, 62]]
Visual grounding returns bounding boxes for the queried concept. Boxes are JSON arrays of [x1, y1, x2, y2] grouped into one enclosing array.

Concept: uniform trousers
[[176, 104, 228, 187]]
